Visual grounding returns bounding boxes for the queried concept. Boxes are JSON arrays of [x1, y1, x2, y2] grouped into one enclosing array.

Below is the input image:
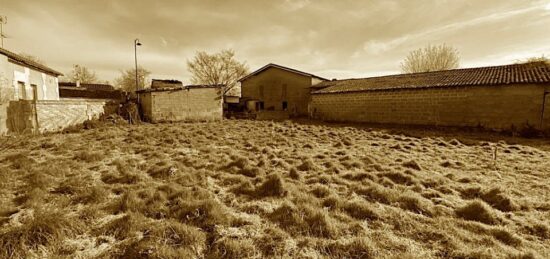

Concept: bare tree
[[114, 66, 151, 92], [401, 44, 460, 73], [187, 49, 249, 96], [18, 53, 46, 65], [66, 64, 98, 83], [516, 55, 549, 64]]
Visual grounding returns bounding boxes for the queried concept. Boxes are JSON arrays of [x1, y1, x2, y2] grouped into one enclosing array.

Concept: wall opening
[[282, 101, 288, 111], [17, 81, 26, 100]]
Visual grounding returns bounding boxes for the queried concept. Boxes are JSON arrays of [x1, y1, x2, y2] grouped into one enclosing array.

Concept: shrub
[[289, 167, 301, 180], [170, 198, 232, 230], [97, 212, 144, 240], [310, 184, 332, 198], [297, 159, 317, 171], [268, 202, 339, 238], [122, 219, 206, 258], [255, 226, 292, 257], [255, 173, 287, 198], [322, 237, 377, 259], [73, 150, 104, 163], [490, 227, 522, 247], [342, 201, 380, 220], [5, 152, 35, 171], [147, 164, 179, 179], [480, 187, 519, 212], [0, 208, 83, 258], [455, 200, 499, 225], [402, 160, 422, 171], [210, 238, 258, 258], [379, 171, 418, 186]]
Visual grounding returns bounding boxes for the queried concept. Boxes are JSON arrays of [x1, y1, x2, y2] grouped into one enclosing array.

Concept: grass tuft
[[455, 200, 499, 225]]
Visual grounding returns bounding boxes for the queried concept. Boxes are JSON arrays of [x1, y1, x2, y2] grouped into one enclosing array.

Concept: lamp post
[[134, 39, 142, 92]]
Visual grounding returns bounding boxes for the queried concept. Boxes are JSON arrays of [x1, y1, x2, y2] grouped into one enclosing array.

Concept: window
[[282, 101, 288, 111], [259, 85, 264, 99], [17, 81, 26, 100], [256, 101, 264, 111], [30, 84, 38, 101]]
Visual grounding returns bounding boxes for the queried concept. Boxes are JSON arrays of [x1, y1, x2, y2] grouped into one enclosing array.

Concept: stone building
[[138, 81, 222, 122], [310, 62, 550, 131], [240, 63, 328, 118]]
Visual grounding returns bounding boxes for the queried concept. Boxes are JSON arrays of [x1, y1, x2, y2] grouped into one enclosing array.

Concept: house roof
[[137, 84, 222, 93], [239, 63, 329, 82], [59, 82, 115, 91], [151, 79, 184, 89], [313, 62, 550, 94], [0, 47, 63, 76]]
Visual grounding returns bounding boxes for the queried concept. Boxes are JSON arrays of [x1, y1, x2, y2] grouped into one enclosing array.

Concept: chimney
[[76, 80, 81, 87]]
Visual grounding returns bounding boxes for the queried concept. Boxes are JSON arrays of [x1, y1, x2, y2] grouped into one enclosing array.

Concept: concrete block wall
[[35, 99, 117, 132], [310, 84, 550, 131], [141, 88, 222, 123], [1, 98, 118, 134]]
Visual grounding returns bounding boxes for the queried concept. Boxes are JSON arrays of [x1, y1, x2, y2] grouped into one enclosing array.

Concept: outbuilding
[[240, 63, 328, 118], [310, 62, 550, 131], [138, 81, 222, 122]]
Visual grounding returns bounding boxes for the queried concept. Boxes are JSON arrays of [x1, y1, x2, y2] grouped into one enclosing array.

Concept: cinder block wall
[[35, 99, 117, 132], [141, 88, 222, 122], [310, 84, 550, 131]]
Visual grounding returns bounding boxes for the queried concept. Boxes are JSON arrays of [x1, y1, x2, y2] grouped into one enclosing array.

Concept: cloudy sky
[[2, 0, 550, 83]]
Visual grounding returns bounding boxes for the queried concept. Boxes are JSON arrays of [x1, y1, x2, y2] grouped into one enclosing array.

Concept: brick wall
[[140, 87, 222, 123], [1, 98, 119, 134], [310, 84, 550, 131]]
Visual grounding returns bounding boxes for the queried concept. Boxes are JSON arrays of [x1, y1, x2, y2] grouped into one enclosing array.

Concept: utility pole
[[0, 16, 7, 48]]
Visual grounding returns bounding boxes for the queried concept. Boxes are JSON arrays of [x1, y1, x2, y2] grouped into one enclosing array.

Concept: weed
[[255, 173, 287, 197], [456, 200, 499, 225]]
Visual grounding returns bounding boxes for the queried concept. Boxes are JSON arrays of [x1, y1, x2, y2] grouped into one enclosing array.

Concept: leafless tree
[[401, 44, 460, 73], [114, 66, 151, 92], [187, 49, 249, 96], [516, 55, 549, 64], [65, 64, 99, 83], [19, 53, 45, 65]]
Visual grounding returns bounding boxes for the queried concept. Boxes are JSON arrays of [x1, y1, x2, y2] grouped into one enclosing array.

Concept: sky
[[1, 0, 550, 83]]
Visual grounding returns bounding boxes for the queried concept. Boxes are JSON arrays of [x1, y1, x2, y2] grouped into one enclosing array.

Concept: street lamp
[[134, 39, 142, 92]]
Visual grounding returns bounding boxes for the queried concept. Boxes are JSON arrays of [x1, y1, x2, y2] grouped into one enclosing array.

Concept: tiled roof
[[137, 84, 221, 93], [59, 82, 115, 91], [239, 63, 329, 82], [313, 62, 550, 94], [151, 79, 183, 89], [0, 47, 63, 76]]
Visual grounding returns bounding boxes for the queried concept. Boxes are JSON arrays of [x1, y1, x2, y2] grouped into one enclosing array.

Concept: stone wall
[[140, 87, 222, 123], [310, 84, 550, 131], [1, 98, 119, 134]]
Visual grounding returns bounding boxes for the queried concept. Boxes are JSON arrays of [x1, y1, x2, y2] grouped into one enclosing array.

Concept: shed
[[137, 84, 222, 122]]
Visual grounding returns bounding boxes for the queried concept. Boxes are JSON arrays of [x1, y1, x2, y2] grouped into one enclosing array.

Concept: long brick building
[[310, 62, 550, 131]]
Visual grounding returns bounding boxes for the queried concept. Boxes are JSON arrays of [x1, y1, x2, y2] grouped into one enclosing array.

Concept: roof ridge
[[239, 63, 329, 82]]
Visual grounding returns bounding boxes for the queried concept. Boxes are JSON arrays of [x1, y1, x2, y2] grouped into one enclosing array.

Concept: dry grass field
[[0, 119, 549, 258]]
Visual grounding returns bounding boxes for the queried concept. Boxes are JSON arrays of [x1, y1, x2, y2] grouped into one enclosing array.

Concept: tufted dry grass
[[0, 119, 549, 258]]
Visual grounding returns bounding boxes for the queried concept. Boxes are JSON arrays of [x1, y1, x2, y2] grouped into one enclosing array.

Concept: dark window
[[259, 85, 264, 99], [17, 81, 26, 100], [282, 101, 288, 111], [31, 84, 38, 101], [256, 101, 264, 111]]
